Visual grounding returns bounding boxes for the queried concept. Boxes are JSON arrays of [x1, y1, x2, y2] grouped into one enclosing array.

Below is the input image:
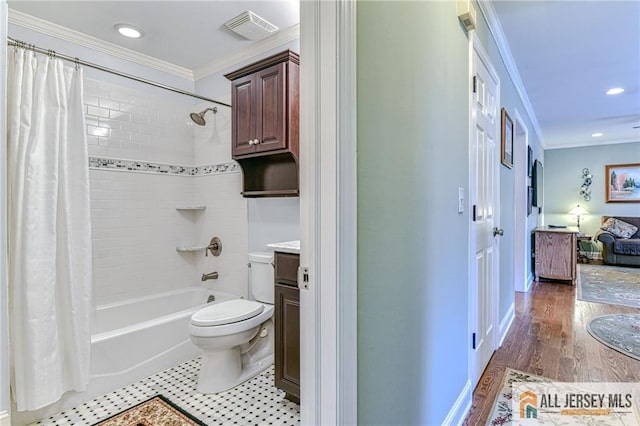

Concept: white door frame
[[299, 1, 357, 425], [468, 32, 501, 387], [513, 109, 530, 292]]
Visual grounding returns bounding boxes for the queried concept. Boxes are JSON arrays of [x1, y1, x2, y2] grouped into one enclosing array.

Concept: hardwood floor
[[464, 272, 640, 425]]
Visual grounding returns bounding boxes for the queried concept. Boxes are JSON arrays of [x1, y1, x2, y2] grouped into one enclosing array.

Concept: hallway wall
[[356, 2, 545, 423], [357, 2, 470, 424]]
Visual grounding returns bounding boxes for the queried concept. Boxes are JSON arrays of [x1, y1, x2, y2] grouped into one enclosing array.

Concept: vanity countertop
[[267, 240, 300, 254]]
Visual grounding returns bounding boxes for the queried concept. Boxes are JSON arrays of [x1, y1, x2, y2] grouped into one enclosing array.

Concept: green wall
[[357, 2, 470, 424], [357, 1, 545, 423], [545, 142, 640, 236]]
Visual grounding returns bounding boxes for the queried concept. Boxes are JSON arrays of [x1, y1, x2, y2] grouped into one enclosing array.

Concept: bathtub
[[91, 287, 237, 379], [16, 287, 238, 425]]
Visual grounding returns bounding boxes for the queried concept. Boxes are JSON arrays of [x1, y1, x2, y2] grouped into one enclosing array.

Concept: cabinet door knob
[[255, 138, 260, 144]]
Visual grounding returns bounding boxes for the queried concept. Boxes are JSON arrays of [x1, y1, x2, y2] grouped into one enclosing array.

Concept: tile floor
[[32, 358, 300, 426]]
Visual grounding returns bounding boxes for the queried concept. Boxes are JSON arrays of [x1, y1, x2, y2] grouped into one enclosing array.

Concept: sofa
[[596, 216, 640, 267]]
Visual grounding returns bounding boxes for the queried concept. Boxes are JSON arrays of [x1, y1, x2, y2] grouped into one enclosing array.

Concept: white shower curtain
[[7, 48, 92, 411]]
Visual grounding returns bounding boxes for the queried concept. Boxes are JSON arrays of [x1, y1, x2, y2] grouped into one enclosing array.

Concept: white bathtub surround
[[193, 172, 249, 298], [90, 171, 197, 304], [88, 156, 239, 176], [14, 288, 235, 425], [83, 78, 194, 165], [31, 359, 299, 426], [7, 48, 93, 411]]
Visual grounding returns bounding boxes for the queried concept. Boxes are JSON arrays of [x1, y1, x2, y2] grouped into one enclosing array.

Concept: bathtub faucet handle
[[205, 237, 222, 257]]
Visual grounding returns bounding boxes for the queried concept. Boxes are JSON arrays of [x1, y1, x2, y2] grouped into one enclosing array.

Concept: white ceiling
[[6, 1, 640, 150], [7, 1, 300, 71], [491, 0, 639, 149]]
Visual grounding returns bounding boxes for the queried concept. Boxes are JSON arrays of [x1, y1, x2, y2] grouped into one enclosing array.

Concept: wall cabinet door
[[230, 75, 256, 157], [255, 63, 286, 153], [275, 282, 300, 402]]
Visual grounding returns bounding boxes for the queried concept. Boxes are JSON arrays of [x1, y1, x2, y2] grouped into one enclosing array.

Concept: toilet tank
[[248, 251, 274, 304]]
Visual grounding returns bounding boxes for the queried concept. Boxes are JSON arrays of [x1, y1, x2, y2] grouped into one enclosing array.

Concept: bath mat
[[587, 314, 640, 361], [93, 395, 205, 426], [577, 264, 640, 308], [486, 368, 552, 426]]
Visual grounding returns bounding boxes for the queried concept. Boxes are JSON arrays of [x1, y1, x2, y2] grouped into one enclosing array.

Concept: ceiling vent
[[225, 11, 278, 41]]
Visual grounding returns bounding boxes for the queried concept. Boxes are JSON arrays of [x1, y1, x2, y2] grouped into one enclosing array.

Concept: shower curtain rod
[[7, 37, 231, 108]]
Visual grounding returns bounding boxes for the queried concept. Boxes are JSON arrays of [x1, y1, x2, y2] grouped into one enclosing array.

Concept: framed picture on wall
[[527, 186, 533, 215], [501, 108, 513, 168], [527, 146, 533, 177], [606, 163, 640, 203]]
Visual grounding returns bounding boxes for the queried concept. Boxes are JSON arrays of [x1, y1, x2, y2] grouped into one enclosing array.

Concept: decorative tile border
[[89, 156, 240, 176]]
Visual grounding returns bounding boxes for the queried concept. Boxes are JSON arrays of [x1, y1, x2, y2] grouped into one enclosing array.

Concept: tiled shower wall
[[84, 78, 194, 165], [193, 103, 249, 299], [85, 80, 248, 305]]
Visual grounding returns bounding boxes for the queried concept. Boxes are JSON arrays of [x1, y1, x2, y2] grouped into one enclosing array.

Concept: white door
[[470, 40, 500, 387]]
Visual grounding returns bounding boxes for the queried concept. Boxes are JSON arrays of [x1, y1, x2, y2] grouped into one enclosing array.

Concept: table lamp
[[568, 204, 589, 231]]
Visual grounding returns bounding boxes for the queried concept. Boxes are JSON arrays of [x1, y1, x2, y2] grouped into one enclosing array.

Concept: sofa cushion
[[601, 217, 638, 239], [613, 239, 640, 255]]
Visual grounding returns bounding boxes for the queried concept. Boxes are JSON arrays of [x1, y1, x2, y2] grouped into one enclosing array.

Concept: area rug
[[587, 314, 640, 361], [577, 264, 640, 308], [94, 395, 205, 426], [486, 368, 552, 426]]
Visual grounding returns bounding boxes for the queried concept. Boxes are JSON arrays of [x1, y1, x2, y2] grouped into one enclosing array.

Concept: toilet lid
[[191, 299, 264, 327]]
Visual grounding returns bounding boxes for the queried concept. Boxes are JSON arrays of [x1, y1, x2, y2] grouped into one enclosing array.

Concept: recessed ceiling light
[[606, 87, 624, 95], [114, 24, 144, 39], [591, 132, 604, 137]]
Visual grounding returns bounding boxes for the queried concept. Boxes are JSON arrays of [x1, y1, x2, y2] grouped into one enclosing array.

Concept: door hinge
[[472, 76, 477, 93], [472, 205, 477, 222], [298, 266, 309, 290], [472, 332, 477, 349]]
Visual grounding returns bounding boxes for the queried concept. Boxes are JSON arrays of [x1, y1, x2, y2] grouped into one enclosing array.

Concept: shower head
[[190, 107, 217, 126]]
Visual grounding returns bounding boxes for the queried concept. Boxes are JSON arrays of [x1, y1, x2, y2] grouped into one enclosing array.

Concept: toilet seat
[[191, 299, 264, 327]]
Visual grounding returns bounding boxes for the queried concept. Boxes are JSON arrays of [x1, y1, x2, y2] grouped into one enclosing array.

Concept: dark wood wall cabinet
[[273, 251, 300, 403], [225, 50, 300, 197]]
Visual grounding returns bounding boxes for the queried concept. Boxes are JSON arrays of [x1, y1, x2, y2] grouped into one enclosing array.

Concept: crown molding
[[8, 9, 194, 81], [476, 0, 546, 148], [545, 137, 640, 150], [193, 23, 300, 80]]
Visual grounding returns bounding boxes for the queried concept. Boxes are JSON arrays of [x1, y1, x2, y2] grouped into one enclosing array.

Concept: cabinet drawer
[[274, 252, 299, 286]]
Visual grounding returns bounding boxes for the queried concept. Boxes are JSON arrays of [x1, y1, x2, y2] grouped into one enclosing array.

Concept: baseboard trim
[[0, 411, 11, 426], [498, 303, 515, 346], [442, 379, 472, 426]]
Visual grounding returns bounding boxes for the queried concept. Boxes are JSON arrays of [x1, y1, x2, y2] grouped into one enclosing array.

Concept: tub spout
[[201, 272, 219, 281]]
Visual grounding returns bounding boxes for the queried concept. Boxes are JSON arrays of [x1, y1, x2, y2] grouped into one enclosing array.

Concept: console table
[[534, 227, 579, 284]]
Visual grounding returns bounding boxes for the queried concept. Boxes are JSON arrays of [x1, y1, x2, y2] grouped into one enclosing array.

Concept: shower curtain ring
[[74, 58, 80, 70]]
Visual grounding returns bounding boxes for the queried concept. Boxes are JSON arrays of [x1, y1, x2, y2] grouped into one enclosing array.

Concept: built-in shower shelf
[[175, 245, 207, 253], [176, 205, 206, 211]]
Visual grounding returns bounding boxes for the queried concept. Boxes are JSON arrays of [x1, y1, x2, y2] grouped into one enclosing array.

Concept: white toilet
[[189, 251, 275, 393]]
